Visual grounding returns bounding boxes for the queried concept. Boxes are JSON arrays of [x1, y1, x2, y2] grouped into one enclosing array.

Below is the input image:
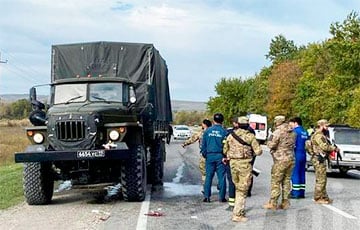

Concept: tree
[[265, 34, 298, 63], [266, 61, 302, 120], [330, 11, 360, 42]]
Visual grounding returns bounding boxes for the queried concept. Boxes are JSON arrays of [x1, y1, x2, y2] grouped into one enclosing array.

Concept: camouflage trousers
[[199, 155, 206, 184], [269, 160, 294, 206], [311, 156, 329, 201], [230, 159, 252, 217]]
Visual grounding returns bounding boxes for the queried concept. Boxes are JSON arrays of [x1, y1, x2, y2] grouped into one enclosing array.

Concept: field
[[0, 120, 30, 209], [0, 119, 30, 166]]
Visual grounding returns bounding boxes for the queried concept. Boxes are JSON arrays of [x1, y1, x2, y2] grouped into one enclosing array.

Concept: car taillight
[[329, 151, 336, 160]]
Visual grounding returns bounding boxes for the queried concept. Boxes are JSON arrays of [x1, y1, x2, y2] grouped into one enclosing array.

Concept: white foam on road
[[136, 186, 152, 230], [172, 162, 185, 183], [323, 204, 357, 219]]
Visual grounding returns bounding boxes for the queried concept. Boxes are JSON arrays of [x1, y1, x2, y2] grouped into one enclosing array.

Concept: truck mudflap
[[15, 143, 131, 163]]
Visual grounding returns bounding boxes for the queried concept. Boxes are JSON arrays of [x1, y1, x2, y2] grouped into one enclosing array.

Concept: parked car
[[306, 125, 360, 174], [173, 125, 192, 140]]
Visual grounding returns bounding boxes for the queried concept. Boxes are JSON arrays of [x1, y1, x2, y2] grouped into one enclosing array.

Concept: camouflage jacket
[[223, 128, 262, 160], [267, 123, 295, 162], [183, 130, 204, 147], [311, 130, 336, 155]]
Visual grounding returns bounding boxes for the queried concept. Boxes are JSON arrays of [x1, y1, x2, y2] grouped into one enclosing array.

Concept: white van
[[248, 114, 268, 144]]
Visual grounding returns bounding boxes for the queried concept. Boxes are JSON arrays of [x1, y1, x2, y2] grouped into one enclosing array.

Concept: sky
[[0, 0, 359, 102]]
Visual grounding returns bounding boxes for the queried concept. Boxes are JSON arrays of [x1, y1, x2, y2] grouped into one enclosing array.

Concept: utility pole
[[0, 52, 8, 63]]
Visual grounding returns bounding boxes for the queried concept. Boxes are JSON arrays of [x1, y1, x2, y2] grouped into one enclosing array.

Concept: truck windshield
[[53, 83, 124, 105], [89, 83, 123, 102], [54, 84, 87, 104], [334, 129, 360, 145]]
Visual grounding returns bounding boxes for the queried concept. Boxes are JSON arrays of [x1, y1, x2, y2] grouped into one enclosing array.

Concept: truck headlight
[[109, 130, 120, 141], [130, 96, 137, 103], [129, 86, 137, 104], [33, 133, 44, 144]]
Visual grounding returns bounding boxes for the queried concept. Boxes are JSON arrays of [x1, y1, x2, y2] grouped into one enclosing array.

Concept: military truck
[[15, 41, 172, 205]]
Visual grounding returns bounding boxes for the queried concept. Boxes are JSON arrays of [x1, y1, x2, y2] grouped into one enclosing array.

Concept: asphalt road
[[1, 140, 359, 230]]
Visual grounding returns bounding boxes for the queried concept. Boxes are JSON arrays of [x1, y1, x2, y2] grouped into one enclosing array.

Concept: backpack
[[305, 139, 315, 155]]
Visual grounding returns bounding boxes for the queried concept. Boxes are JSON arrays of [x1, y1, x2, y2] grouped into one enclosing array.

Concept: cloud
[[1, 0, 359, 100]]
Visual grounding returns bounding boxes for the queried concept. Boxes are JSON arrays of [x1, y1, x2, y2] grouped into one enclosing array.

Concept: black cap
[[202, 119, 212, 127], [213, 113, 224, 123]]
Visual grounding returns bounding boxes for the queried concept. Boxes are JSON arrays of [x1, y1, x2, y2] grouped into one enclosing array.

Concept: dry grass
[[0, 120, 31, 166], [0, 119, 30, 127]]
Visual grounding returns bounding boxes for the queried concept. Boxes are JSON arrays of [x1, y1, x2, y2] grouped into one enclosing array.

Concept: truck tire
[[121, 145, 147, 201], [148, 139, 165, 185], [23, 162, 54, 205]]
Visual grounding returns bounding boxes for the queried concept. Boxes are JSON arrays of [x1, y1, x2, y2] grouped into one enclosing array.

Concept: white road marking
[[322, 204, 357, 219], [136, 186, 152, 230]]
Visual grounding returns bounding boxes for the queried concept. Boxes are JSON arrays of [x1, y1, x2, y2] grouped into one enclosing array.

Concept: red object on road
[[145, 211, 164, 217]]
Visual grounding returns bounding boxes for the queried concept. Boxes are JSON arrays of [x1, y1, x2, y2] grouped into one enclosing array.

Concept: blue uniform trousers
[[291, 152, 306, 198], [204, 154, 226, 200]]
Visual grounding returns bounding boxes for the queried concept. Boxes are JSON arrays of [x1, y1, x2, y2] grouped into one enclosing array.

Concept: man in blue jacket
[[201, 113, 228, 202], [289, 117, 309, 198]]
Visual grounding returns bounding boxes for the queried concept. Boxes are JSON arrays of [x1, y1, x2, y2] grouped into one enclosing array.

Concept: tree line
[[207, 11, 360, 128], [0, 98, 207, 126], [0, 99, 32, 120]]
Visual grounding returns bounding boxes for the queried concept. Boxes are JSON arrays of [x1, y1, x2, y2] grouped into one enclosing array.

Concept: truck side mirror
[[30, 87, 37, 101], [29, 87, 45, 111]]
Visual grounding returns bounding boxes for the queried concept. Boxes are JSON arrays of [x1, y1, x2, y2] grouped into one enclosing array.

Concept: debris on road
[[92, 209, 111, 221], [144, 211, 165, 217], [54, 180, 72, 192]]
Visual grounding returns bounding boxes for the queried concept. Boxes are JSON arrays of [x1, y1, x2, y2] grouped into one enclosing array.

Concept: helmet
[[274, 115, 286, 126], [213, 113, 224, 123], [317, 119, 330, 126], [237, 116, 249, 124]]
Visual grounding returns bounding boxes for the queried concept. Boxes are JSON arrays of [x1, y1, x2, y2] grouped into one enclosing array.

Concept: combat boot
[[263, 202, 277, 210], [314, 199, 328, 204], [232, 215, 248, 222], [324, 198, 333, 204], [279, 200, 290, 210]]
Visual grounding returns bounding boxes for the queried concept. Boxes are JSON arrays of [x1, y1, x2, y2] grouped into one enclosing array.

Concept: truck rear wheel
[[148, 139, 165, 185], [23, 162, 54, 205], [121, 145, 147, 201]]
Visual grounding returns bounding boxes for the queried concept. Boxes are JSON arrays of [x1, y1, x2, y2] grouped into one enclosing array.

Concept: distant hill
[[171, 100, 206, 111], [0, 94, 207, 112], [0, 94, 29, 102]]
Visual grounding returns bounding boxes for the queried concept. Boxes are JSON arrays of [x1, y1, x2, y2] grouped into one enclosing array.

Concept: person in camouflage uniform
[[310, 119, 338, 204], [182, 119, 212, 185], [223, 116, 263, 222], [264, 115, 295, 210]]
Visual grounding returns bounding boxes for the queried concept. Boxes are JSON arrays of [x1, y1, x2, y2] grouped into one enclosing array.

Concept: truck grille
[[56, 120, 85, 141]]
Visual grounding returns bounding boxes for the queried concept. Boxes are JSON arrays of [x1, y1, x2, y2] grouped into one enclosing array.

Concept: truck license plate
[[77, 150, 105, 158]]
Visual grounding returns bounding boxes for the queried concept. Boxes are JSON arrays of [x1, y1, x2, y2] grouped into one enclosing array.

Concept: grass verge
[[0, 164, 24, 209]]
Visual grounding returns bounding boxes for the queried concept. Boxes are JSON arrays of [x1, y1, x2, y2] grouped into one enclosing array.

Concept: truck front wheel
[[121, 145, 147, 201], [23, 162, 54, 205]]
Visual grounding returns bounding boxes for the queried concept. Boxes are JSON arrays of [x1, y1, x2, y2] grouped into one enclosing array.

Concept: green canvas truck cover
[[51, 41, 172, 122]]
